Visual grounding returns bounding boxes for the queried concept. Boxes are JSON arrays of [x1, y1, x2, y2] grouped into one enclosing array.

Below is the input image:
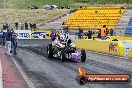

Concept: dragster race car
[[47, 39, 86, 62]]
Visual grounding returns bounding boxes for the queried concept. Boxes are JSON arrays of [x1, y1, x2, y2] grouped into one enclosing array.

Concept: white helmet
[[60, 34, 65, 41], [70, 42, 75, 47]]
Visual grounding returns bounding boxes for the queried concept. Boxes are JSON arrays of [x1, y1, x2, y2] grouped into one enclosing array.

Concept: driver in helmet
[[52, 37, 65, 48], [66, 39, 76, 55], [52, 37, 65, 55], [59, 31, 67, 45]]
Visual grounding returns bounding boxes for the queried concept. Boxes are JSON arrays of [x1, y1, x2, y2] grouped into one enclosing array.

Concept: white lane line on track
[[11, 56, 35, 88], [0, 60, 3, 88]]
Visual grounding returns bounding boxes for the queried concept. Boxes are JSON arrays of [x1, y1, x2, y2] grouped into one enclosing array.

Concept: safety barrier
[[128, 48, 132, 59], [15, 30, 31, 39], [75, 39, 125, 57], [13, 30, 51, 39], [109, 36, 132, 40]]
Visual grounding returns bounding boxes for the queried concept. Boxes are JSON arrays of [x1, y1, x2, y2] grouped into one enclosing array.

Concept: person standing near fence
[[15, 22, 18, 30], [25, 22, 28, 30], [11, 30, 18, 54], [101, 25, 107, 40], [110, 28, 113, 36], [50, 31, 56, 41], [2, 31, 5, 46], [29, 23, 33, 30], [0, 30, 3, 46], [87, 30, 92, 39], [33, 23, 36, 31], [5, 29, 12, 55], [20, 22, 24, 30], [97, 29, 101, 39]]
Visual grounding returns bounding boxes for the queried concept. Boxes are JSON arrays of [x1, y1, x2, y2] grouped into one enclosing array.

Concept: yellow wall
[[75, 39, 125, 57], [109, 36, 132, 40], [128, 48, 132, 59]]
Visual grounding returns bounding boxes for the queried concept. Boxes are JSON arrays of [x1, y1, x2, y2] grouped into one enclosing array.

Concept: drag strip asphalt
[[13, 39, 132, 88]]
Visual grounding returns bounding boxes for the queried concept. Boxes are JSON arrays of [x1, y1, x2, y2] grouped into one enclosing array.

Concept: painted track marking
[[11, 56, 35, 88]]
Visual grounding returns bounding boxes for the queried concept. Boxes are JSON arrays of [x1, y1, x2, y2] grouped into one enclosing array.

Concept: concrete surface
[[0, 47, 29, 88], [0, 60, 3, 88]]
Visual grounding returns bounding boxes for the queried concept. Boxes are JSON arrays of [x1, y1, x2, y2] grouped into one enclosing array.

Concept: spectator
[[3, 25, 6, 30], [101, 25, 107, 40], [79, 28, 83, 33], [80, 6, 82, 8], [32, 23, 37, 31], [77, 28, 83, 39], [92, 30, 96, 34], [95, 10, 98, 13], [81, 33, 84, 39], [87, 30, 92, 39], [11, 30, 18, 54], [50, 31, 56, 41], [61, 6, 64, 9], [29, 23, 33, 30], [97, 29, 101, 39], [15, 22, 18, 30], [66, 6, 70, 9], [110, 28, 114, 36], [106, 28, 109, 36], [20, 22, 24, 30], [0, 30, 3, 46], [77, 32, 81, 39], [5, 29, 12, 55], [25, 22, 28, 30], [51, 5, 54, 10], [2, 31, 5, 46]]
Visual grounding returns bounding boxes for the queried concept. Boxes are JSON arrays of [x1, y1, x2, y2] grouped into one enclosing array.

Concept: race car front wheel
[[60, 50, 66, 62], [47, 44, 53, 58], [81, 49, 86, 62], [77, 76, 86, 85]]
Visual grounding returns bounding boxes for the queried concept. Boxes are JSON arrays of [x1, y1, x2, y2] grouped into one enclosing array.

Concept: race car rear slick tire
[[47, 44, 53, 58], [77, 76, 86, 85], [60, 50, 66, 62], [81, 50, 86, 62]]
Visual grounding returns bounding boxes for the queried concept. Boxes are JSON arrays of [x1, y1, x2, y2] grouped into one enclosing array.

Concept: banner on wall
[[15, 30, 31, 39], [31, 31, 51, 39], [3, 30, 51, 39]]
